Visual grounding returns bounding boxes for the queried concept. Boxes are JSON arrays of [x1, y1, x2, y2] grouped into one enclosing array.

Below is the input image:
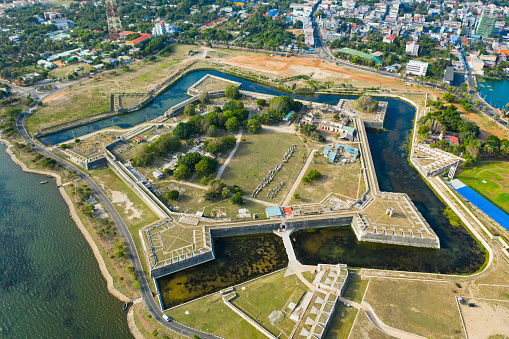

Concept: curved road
[[16, 113, 218, 339]]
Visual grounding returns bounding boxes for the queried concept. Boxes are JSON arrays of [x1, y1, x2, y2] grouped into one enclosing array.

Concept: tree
[[313, 9, 324, 18], [222, 187, 230, 198], [293, 193, 301, 200], [225, 84, 239, 99], [184, 103, 196, 116], [231, 192, 244, 205], [247, 119, 262, 133], [167, 190, 180, 201], [302, 169, 321, 183], [178, 152, 202, 169], [460, 82, 469, 93], [256, 99, 266, 106], [173, 122, 195, 139], [199, 91, 210, 104], [225, 117, 239, 132], [443, 92, 454, 102], [353, 94, 379, 113], [173, 165, 191, 180], [333, 114, 340, 121], [195, 157, 218, 176], [206, 125, 218, 137]]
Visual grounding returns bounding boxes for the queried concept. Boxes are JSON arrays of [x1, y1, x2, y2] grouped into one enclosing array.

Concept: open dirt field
[[460, 299, 509, 338], [223, 54, 404, 89]]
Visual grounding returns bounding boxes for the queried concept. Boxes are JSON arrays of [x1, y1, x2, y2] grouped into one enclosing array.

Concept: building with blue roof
[[265, 206, 283, 218], [328, 151, 337, 162]]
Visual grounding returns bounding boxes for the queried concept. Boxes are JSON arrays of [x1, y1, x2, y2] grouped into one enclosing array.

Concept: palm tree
[[484, 144, 494, 156], [500, 144, 509, 157], [425, 119, 445, 134]]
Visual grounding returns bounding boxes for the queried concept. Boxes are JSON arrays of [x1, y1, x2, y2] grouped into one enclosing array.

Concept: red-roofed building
[[119, 30, 138, 39], [383, 34, 396, 43], [133, 136, 142, 143], [283, 207, 293, 215], [447, 135, 459, 144], [126, 33, 154, 45]]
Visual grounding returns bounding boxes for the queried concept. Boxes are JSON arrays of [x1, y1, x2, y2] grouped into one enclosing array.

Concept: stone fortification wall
[[210, 216, 353, 239], [359, 232, 440, 248], [151, 250, 215, 279]]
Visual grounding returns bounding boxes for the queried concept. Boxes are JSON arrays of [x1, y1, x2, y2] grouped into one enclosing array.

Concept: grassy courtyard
[[324, 271, 369, 339], [221, 130, 306, 204], [289, 156, 364, 205], [362, 279, 464, 339], [168, 270, 308, 339], [455, 161, 509, 218], [25, 44, 201, 133]]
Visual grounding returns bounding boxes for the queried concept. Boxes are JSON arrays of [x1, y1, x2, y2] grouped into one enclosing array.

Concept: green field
[[324, 271, 368, 339], [456, 161, 509, 217], [221, 130, 306, 203], [169, 270, 308, 339]]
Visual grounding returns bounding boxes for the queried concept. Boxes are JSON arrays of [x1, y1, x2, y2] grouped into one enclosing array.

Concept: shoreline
[[0, 137, 132, 304]]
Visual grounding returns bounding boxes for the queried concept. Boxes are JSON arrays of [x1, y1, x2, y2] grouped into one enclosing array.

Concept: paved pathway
[[337, 296, 426, 339], [282, 148, 317, 206], [216, 130, 242, 179]]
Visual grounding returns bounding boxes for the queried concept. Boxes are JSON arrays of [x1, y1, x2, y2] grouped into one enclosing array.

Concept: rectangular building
[[406, 60, 428, 76], [405, 41, 419, 56]]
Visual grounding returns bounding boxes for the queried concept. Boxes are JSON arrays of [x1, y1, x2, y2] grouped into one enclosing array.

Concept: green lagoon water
[[0, 145, 131, 338]]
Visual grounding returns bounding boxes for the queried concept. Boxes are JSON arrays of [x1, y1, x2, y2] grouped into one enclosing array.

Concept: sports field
[[455, 161, 509, 217]]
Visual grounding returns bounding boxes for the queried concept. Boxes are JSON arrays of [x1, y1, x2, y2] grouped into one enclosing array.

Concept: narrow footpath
[[282, 148, 317, 206]]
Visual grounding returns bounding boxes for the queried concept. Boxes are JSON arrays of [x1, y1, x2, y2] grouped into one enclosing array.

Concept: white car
[[405, 82, 412, 86], [162, 314, 171, 322]]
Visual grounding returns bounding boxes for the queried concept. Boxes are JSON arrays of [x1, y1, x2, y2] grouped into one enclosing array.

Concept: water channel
[[35, 70, 486, 308], [0, 145, 131, 338]]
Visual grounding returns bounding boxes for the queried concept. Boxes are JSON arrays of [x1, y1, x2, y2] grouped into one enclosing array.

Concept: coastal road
[[16, 114, 219, 339]]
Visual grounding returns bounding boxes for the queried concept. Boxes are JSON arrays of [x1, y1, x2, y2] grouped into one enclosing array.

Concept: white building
[[152, 20, 178, 36], [406, 60, 428, 76], [405, 41, 419, 56], [342, 0, 356, 10]]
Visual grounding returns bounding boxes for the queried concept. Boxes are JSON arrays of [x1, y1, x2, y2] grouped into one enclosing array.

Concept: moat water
[[0, 145, 131, 338], [157, 234, 288, 309], [32, 70, 485, 309]]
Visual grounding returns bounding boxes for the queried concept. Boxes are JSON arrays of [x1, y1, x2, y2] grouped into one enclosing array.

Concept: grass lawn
[[169, 293, 265, 339], [349, 309, 392, 339], [90, 166, 160, 291], [25, 45, 199, 133], [289, 157, 364, 205], [169, 270, 308, 339], [324, 271, 369, 339], [455, 161, 509, 218], [232, 270, 309, 337], [221, 130, 306, 204], [50, 63, 93, 79], [363, 279, 464, 339]]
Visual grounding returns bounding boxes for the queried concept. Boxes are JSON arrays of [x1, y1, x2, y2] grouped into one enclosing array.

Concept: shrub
[[256, 98, 266, 106], [302, 169, 321, 183], [231, 192, 244, 205], [173, 165, 191, 180], [166, 190, 180, 201], [225, 85, 240, 99]]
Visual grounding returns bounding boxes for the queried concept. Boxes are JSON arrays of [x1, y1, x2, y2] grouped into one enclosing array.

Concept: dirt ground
[[460, 299, 509, 338], [222, 54, 404, 88], [222, 54, 507, 139], [110, 190, 142, 220]]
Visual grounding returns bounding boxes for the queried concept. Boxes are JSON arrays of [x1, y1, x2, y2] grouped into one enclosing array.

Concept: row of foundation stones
[[267, 181, 285, 199], [252, 144, 296, 198]]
